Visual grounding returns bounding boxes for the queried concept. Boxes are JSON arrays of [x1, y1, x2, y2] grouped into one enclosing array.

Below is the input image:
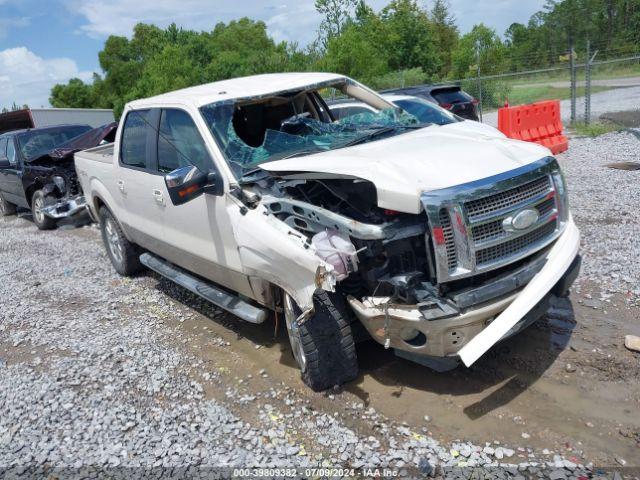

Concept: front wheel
[[284, 290, 358, 391], [99, 207, 143, 276], [31, 190, 56, 230]]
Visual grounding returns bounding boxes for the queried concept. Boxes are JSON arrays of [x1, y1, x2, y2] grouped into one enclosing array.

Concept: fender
[[88, 177, 137, 243], [229, 200, 336, 311]]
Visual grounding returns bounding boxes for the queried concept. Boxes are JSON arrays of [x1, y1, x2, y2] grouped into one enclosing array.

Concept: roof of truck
[[128, 72, 347, 109]]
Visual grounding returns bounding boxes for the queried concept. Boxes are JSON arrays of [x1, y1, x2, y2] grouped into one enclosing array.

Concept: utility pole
[[475, 39, 483, 122]]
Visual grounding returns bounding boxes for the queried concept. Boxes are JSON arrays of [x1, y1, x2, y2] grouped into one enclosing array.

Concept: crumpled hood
[[259, 126, 551, 214]]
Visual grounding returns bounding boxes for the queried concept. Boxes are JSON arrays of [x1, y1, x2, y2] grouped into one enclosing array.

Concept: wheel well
[[25, 182, 43, 207], [93, 196, 106, 221]]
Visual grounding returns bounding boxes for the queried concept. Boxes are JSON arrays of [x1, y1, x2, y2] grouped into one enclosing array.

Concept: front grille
[[472, 219, 504, 242], [471, 195, 558, 243], [476, 221, 557, 266], [465, 176, 551, 220], [439, 208, 457, 270], [422, 157, 566, 283], [536, 197, 555, 217]]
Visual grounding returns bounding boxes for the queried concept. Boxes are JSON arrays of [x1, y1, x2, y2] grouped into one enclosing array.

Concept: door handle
[[116, 180, 125, 192], [152, 189, 165, 205]]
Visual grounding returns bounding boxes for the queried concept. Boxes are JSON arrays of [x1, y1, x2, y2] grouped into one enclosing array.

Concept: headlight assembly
[[52, 175, 66, 193]]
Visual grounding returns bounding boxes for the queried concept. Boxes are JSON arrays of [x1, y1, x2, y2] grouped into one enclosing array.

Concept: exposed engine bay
[[239, 173, 453, 309]]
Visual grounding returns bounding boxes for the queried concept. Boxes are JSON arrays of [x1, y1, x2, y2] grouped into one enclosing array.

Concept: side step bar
[[139, 253, 269, 324]]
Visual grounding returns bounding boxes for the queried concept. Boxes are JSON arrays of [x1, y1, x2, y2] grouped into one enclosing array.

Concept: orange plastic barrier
[[498, 100, 568, 154]]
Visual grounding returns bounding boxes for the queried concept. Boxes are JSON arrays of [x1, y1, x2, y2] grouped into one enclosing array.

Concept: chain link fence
[[375, 52, 640, 126]]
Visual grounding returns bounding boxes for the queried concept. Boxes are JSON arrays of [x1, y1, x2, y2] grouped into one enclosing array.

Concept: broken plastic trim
[[457, 219, 580, 366]]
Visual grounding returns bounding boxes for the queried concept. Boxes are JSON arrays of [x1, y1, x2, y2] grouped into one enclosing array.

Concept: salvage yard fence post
[[584, 40, 599, 125], [569, 37, 577, 126]]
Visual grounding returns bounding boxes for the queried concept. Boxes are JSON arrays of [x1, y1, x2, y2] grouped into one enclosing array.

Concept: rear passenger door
[[115, 109, 167, 250], [4, 137, 27, 206], [0, 137, 26, 207]]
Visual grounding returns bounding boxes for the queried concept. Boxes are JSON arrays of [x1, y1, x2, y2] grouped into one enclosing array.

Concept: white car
[[329, 93, 505, 138], [75, 73, 581, 391]]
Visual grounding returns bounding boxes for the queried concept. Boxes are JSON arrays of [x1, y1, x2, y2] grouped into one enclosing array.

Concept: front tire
[[0, 193, 16, 217], [31, 190, 56, 230], [284, 290, 358, 391], [99, 207, 143, 276]]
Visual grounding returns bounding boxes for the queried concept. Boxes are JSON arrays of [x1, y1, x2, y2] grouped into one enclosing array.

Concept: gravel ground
[[1, 131, 638, 478], [0, 220, 600, 478], [558, 130, 640, 306], [483, 85, 640, 126]]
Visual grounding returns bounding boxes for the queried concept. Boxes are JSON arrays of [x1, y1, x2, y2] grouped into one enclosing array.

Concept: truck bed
[[75, 143, 114, 164]]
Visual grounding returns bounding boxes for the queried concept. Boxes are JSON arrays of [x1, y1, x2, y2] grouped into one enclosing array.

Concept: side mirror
[[164, 165, 223, 206], [0, 156, 9, 168]]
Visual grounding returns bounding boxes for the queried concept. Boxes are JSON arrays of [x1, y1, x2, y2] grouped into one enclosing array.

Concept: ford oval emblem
[[503, 208, 539, 232]]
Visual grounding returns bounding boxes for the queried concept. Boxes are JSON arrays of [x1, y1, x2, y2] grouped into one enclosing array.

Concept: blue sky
[[0, 0, 545, 109]]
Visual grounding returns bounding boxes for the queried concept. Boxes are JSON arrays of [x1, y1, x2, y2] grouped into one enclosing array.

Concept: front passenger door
[[153, 108, 248, 294]]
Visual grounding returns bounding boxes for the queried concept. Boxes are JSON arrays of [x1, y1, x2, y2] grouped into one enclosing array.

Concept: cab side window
[[157, 109, 212, 173], [120, 109, 150, 169], [6, 139, 17, 166]]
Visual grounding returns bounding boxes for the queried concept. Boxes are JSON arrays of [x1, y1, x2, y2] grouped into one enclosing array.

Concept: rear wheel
[[99, 207, 143, 276], [0, 193, 16, 217], [31, 190, 56, 230], [284, 290, 358, 391]]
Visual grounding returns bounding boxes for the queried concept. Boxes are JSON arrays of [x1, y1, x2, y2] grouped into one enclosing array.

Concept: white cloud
[[0, 47, 93, 109], [68, 0, 331, 44]]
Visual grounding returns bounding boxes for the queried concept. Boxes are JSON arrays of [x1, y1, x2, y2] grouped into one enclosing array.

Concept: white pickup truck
[[75, 73, 581, 391]]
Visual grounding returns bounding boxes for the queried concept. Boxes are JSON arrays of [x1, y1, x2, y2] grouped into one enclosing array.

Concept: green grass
[[570, 121, 623, 137], [505, 85, 612, 105]]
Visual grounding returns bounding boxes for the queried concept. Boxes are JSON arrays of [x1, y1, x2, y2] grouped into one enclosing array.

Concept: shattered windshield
[[200, 93, 421, 178]]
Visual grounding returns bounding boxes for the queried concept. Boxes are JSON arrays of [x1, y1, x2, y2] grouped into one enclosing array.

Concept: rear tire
[[0, 193, 16, 217], [99, 207, 143, 276], [31, 190, 56, 230], [284, 290, 358, 391]]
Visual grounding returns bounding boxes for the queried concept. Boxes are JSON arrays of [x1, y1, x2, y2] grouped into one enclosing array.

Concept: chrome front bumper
[[41, 195, 88, 219], [348, 218, 581, 364]]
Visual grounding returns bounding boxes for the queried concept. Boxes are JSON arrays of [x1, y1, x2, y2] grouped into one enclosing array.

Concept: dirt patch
[[600, 110, 640, 128], [606, 161, 640, 170]]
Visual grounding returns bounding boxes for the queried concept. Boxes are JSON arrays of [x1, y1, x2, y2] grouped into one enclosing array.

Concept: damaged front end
[[240, 155, 579, 369], [199, 81, 580, 369], [32, 122, 117, 220], [23, 159, 87, 220]]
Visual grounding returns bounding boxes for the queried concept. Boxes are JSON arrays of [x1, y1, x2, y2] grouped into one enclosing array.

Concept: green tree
[[314, 0, 359, 50], [321, 16, 389, 81], [380, 0, 440, 75], [430, 0, 458, 76], [451, 24, 506, 78], [50, 78, 96, 108]]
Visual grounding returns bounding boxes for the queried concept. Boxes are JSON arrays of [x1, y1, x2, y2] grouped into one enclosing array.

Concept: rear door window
[[6, 138, 17, 165], [432, 89, 472, 104], [0, 138, 7, 161], [157, 109, 212, 174], [120, 110, 150, 169]]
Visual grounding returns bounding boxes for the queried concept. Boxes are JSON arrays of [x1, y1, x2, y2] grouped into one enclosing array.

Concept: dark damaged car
[[0, 123, 117, 229]]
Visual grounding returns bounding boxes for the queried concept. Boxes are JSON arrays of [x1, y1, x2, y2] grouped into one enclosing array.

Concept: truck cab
[[75, 73, 581, 391]]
